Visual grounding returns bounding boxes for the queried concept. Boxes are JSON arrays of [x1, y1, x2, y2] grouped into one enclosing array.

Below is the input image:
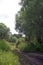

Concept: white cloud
[[0, 0, 21, 34]]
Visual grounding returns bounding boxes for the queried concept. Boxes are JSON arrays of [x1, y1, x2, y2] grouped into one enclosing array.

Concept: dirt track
[[16, 49, 43, 65]]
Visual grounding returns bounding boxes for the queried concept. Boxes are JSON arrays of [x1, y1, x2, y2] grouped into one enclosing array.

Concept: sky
[[0, 0, 21, 34]]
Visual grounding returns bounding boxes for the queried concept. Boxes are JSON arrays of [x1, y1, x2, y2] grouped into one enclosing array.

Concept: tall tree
[[16, 0, 43, 43]]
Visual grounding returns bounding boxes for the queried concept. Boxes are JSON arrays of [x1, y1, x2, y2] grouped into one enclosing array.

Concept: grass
[[0, 39, 30, 65], [0, 40, 20, 65], [0, 51, 20, 65]]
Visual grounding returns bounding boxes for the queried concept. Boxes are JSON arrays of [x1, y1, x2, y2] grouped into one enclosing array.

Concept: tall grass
[[0, 51, 20, 65], [0, 40, 20, 65]]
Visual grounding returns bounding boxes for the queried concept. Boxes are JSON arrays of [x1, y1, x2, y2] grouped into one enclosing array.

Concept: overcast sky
[[0, 0, 21, 34]]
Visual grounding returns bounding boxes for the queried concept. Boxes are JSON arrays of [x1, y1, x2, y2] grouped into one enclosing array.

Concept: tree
[[0, 23, 10, 39], [16, 0, 43, 43]]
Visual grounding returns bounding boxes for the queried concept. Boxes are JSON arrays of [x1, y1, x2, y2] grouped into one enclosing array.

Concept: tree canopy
[[15, 0, 43, 43], [0, 23, 10, 39]]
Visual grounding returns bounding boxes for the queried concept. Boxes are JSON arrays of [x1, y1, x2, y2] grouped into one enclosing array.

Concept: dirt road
[[17, 49, 43, 65]]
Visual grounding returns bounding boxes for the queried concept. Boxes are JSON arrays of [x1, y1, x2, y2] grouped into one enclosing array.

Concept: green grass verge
[[0, 51, 20, 65]]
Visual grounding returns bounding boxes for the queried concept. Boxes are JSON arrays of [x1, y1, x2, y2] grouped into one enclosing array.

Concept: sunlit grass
[[0, 39, 30, 65], [0, 51, 20, 65], [0, 40, 20, 65]]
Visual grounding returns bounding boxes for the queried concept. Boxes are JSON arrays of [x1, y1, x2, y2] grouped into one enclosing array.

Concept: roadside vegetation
[[0, 40, 20, 65], [0, 51, 20, 65], [15, 0, 43, 53], [0, 0, 43, 65]]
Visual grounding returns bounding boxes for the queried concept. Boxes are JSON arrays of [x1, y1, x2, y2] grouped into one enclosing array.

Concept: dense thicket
[[16, 0, 43, 44]]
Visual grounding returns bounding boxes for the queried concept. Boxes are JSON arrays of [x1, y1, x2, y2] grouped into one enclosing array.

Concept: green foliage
[[8, 34, 17, 43], [17, 37, 43, 52], [0, 51, 20, 65], [16, 37, 25, 47], [17, 37, 27, 51], [15, 0, 43, 52], [0, 23, 10, 39], [18, 42, 27, 51], [16, 0, 43, 43], [19, 42, 43, 52], [0, 40, 10, 51]]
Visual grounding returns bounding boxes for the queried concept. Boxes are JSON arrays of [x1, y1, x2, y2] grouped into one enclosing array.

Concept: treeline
[[0, 23, 22, 43], [15, 0, 43, 52], [0, 0, 43, 52]]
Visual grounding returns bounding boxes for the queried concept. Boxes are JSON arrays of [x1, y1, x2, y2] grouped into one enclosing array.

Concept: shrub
[[0, 40, 10, 51], [18, 42, 28, 51], [23, 43, 43, 52]]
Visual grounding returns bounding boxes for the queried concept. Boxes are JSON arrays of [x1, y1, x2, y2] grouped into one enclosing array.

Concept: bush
[[18, 42, 28, 51], [0, 40, 10, 51], [36, 44, 43, 52], [23, 43, 43, 52], [16, 36, 43, 52]]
